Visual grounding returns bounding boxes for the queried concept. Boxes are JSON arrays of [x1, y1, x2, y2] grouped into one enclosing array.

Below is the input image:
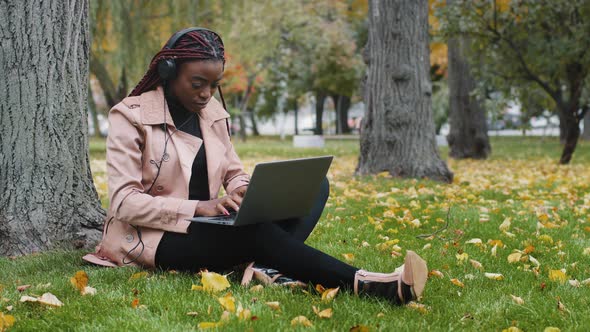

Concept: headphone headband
[[164, 27, 223, 49]]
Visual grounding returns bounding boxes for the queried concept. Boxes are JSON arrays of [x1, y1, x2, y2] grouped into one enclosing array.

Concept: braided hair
[[129, 29, 225, 97]]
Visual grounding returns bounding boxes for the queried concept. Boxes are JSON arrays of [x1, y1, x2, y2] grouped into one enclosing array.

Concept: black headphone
[[157, 27, 223, 81]]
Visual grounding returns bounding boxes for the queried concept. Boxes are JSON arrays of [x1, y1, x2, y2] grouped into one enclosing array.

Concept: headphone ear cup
[[158, 59, 176, 81]]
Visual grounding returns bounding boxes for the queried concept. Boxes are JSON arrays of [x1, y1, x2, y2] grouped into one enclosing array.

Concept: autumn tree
[[357, 0, 453, 182], [0, 0, 103, 256], [440, 0, 590, 164]]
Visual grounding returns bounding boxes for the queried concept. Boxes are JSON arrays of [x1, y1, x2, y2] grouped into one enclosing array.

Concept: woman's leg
[[156, 221, 358, 288], [275, 177, 329, 242]]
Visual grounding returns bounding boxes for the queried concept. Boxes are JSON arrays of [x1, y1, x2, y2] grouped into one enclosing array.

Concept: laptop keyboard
[[209, 212, 237, 221]]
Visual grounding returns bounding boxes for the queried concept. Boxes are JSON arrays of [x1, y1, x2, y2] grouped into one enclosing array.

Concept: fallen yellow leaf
[[249, 285, 263, 292], [321, 287, 340, 302], [350, 324, 371, 332], [406, 301, 429, 314], [484, 273, 504, 281], [197, 321, 224, 329], [191, 285, 204, 291], [507, 252, 522, 264], [129, 271, 149, 281], [451, 278, 465, 287], [200, 271, 230, 292], [291, 315, 313, 327], [0, 312, 15, 332], [543, 327, 561, 332], [236, 303, 251, 321], [70, 271, 89, 293], [456, 252, 469, 264], [315, 284, 326, 293], [549, 269, 568, 283], [469, 259, 483, 270], [131, 298, 140, 309], [499, 217, 511, 232], [265, 301, 280, 311], [218, 293, 236, 313], [429, 270, 444, 278], [342, 253, 355, 262], [502, 327, 522, 332], [465, 238, 483, 245], [313, 306, 333, 318]]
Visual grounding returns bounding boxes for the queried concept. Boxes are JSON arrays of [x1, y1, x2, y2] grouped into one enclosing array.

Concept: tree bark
[[315, 91, 326, 135], [0, 0, 104, 256], [357, 0, 453, 182], [447, 35, 491, 159], [558, 104, 581, 164], [332, 95, 352, 134], [293, 99, 299, 135], [248, 109, 259, 136]]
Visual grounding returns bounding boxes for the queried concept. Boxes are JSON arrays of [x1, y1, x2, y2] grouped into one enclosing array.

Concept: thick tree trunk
[[315, 91, 326, 135], [558, 105, 580, 164], [583, 110, 590, 140], [357, 0, 452, 182], [447, 35, 491, 159], [0, 0, 104, 256], [558, 111, 567, 144]]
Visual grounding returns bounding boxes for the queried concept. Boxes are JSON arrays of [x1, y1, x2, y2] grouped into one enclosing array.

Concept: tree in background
[[440, 0, 590, 164], [447, 34, 491, 159], [357, 0, 453, 183], [0, 0, 103, 256]]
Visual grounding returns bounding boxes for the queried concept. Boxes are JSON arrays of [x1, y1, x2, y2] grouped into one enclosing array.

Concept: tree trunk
[[315, 91, 326, 135], [582, 107, 590, 140], [357, 0, 453, 183], [294, 99, 299, 135], [88, 85, 102, 138], [558, 111, 567, 144], [248, 110, 260, 136], [447, 35, 491, 159], [332, 95, 352, 134], [0, 0, 104, 256], [558, 104, 581, 164]]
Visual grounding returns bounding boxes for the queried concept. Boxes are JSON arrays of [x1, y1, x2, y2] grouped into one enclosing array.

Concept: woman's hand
[[195, 195, 241, 217], [229, 185, 248, 205]]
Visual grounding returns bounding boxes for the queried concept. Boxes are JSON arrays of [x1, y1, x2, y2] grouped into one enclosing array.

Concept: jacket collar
[[139, 86, 230, 127]]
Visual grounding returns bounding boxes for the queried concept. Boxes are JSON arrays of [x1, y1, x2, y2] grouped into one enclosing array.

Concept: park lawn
[[2, 136, 590, 331]]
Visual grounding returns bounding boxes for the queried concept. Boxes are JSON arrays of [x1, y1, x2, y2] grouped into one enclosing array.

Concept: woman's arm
[[106, 106, 197, 234]]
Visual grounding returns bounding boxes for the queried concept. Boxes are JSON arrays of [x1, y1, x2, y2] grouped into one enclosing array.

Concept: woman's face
[[169, 59, 224, 113]]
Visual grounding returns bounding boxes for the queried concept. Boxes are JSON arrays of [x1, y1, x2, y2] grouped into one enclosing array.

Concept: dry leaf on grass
[[265, 301, 280, 311], [429, 270, 444, 278], [406, 301, 429, 314], [470, 259, 483, 270], [128, 272, 149, 281], [200, 271, 230, 292], [249, 285, 263, 292], [217, 293, 235, 313], [16, 285, 31, 292], [291, 315, 313, 327], [549, 270, 568, 283], [197, 321, 224, 329], [312, 306, 333, 318], [0, 312, 15, 332], [451, 278, 465, 288], [484, 273, 504, 281], [510, 295, 524, 305], [321, 287, 340, 302], [20, 293, 63, 307], [70, 271, 88, 292], [350, 325, 370, 332]]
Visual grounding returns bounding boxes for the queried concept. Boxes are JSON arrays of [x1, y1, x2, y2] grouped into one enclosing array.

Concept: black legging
[[155, 178, 359, 288]]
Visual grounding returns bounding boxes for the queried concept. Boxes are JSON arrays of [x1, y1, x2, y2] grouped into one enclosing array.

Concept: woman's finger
[[216, 202, 229, 215], [223, 196, 240, 212]]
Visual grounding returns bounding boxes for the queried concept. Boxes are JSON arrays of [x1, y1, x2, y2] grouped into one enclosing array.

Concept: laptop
[[187, 155, 333, 226]]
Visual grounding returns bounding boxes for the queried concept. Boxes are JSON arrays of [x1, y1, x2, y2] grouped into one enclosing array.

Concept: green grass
[[2, 136, 590, 331]]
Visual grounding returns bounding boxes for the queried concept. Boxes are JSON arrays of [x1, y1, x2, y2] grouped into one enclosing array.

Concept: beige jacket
[[83, 87, 249, 268]]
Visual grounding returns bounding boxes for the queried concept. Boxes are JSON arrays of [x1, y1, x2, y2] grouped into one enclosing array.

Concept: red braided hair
[[129, 29, 225, 97]]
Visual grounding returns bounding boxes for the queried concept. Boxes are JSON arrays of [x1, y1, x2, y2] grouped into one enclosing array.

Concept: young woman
[[84, 27, 428, 305]]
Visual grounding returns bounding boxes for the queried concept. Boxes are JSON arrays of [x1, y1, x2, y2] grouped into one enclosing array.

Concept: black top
[[165, 92, 210, 201]]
